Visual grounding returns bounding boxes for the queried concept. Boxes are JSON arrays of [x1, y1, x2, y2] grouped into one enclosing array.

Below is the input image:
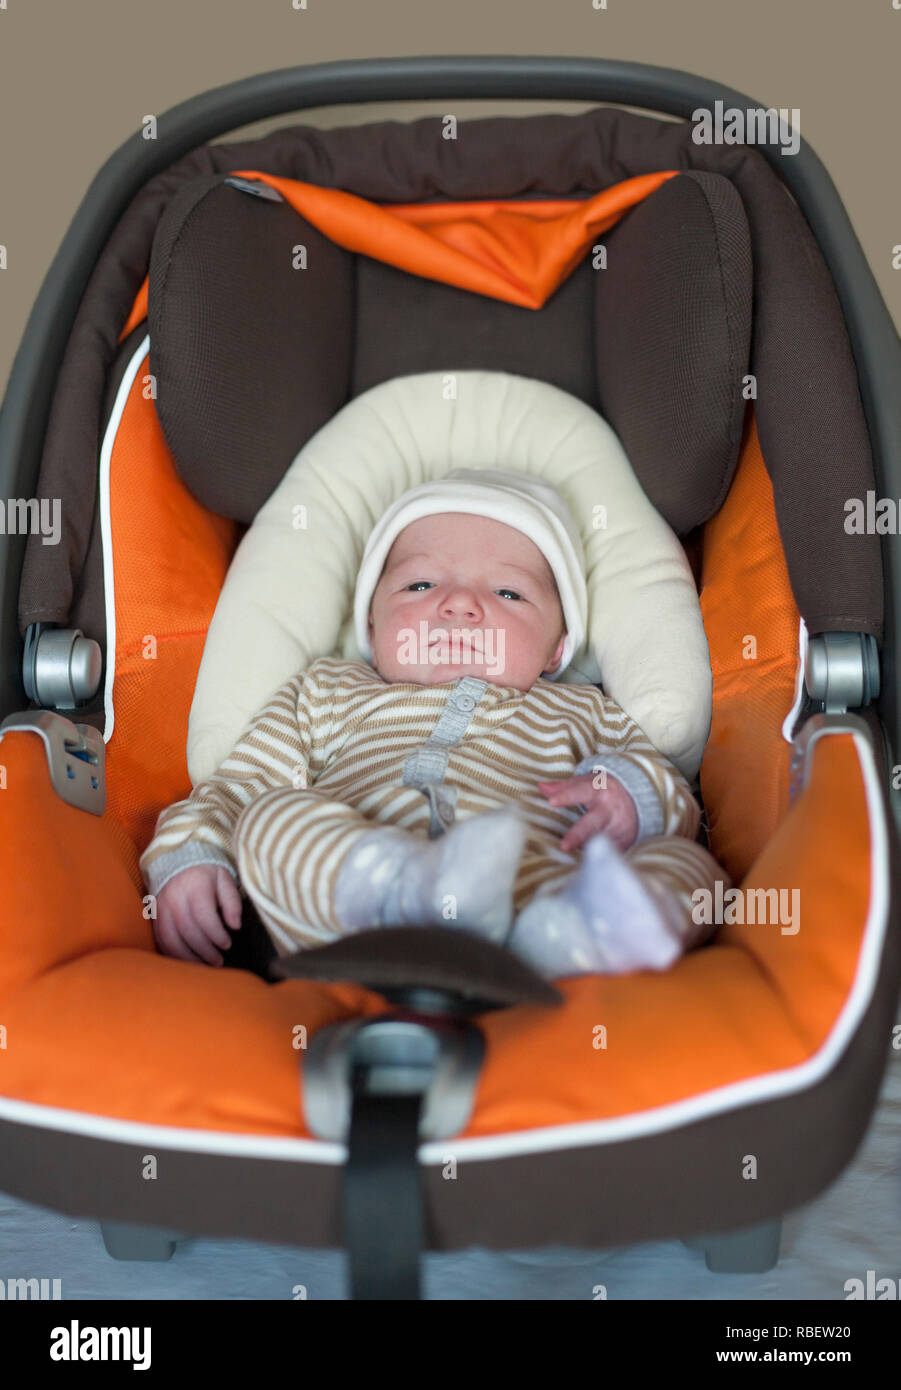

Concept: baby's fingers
[[188, 890, 233, 958], [154, 903, 212, 966], [559, 808, 610, 853], [216, 868, 243, 931], [538, 776, 594, 808], [177, 910, 227, 967]]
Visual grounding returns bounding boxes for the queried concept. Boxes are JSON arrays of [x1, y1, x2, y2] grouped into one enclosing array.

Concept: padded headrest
[[148, 170, 751, 534], [187, 371, 712, 786]]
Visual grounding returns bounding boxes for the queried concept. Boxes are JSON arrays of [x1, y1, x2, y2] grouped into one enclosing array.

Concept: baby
[[140, 469, 726, 980]]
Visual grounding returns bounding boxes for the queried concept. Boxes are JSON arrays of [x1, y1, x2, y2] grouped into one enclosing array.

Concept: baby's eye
[[496, 588, 523, 601], [404, 580, 434, 592]]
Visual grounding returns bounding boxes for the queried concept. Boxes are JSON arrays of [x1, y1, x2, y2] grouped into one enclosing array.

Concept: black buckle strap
[[303, 1004, 487, 1300], [344, 1086, 425, 1300]]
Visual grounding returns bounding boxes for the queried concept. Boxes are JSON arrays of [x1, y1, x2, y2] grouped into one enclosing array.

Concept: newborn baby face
[[368, 512, 566, 691]]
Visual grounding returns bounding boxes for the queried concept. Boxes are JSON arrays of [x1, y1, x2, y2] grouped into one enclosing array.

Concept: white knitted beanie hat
[[353, 467, 588, 678]]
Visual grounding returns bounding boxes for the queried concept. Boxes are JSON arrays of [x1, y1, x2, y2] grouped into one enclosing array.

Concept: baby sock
[[509, 832, 690, 978], [332, 807, 527, 943]]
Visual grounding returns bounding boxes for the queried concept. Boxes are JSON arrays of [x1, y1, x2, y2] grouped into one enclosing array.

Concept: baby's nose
[[439, 588, 483, 620]]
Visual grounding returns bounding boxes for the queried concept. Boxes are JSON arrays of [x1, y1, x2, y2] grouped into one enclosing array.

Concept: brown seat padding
[[146, 172, 751, 532], [350, 249, 601, 421], [148, 176, 355, 519], [595, 171, 753, 533]]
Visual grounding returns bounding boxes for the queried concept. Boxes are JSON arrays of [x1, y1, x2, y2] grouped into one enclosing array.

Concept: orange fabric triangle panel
[[119, 169, 680, 341]]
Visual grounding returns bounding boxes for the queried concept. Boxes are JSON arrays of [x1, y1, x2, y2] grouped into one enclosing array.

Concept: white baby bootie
[[509, 832, 686, 978], [332, 807, 527, 944]]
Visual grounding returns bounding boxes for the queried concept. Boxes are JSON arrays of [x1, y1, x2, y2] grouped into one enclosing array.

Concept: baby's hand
[[153, 864, 243, 966], [538, 771, 639, 854]]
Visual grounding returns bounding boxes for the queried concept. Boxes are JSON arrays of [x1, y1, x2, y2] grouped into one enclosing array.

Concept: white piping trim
[[98, 333, 150, 744], [0, 727, 888, 1168], [781, 615, 809, 743], [0, 1092, 344, 1163]]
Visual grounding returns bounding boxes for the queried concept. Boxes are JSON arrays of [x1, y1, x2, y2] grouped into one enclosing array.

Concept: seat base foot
[[682, 1217, 782, 1273], [100, 1220, 179, 1262]]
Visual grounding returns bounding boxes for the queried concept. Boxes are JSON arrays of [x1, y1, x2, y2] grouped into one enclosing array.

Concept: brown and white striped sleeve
[[139, 664, 330, 898]]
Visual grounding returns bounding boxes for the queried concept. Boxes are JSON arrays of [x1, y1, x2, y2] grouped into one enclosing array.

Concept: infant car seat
[[1, 57, 900, 1301]]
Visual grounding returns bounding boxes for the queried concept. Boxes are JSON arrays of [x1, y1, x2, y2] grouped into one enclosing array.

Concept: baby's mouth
[[422, 625, 505, 678], [428, 627, 491, 645], [429, 631, 453, 658], [428, 630, 470, 663]]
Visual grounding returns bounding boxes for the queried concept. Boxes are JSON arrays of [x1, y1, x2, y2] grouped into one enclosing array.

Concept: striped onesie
[[140, 656, 724, 959]]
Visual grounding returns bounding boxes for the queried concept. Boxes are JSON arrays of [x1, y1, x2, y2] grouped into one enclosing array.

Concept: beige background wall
[[0, 0, 898, 398]]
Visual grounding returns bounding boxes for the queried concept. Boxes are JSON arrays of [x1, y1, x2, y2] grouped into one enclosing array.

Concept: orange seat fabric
[[0, 182, 878, 1139]]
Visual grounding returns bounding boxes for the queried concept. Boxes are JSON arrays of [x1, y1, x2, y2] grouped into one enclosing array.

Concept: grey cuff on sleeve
[[573, 750, 665, 842], [140, 842, 240, 899]]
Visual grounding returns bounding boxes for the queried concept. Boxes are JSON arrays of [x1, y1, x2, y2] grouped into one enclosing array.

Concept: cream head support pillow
[[187, 371, 712, 784]]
